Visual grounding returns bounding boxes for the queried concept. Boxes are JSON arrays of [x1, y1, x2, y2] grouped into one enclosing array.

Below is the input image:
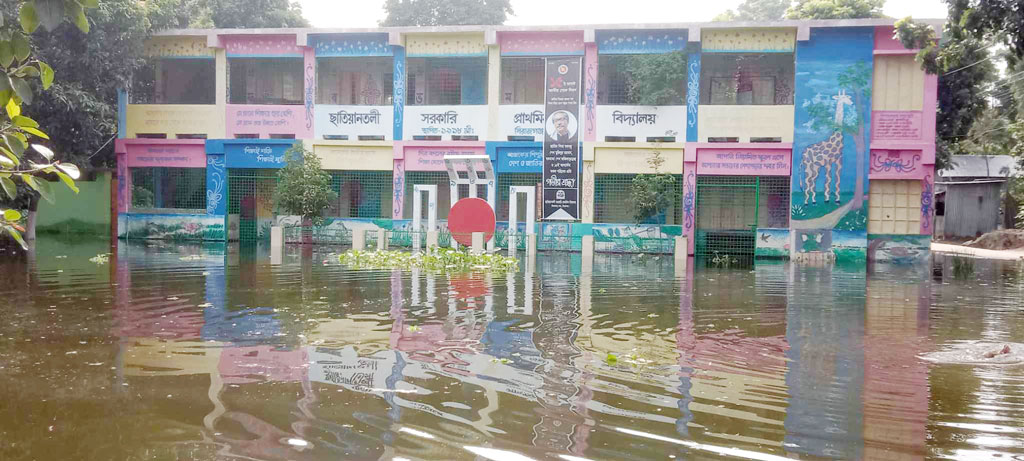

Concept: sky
[[295, 0, 948, 28]]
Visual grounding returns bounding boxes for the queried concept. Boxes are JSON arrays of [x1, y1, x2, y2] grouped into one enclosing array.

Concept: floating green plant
[[951, 253, 975, 279], [339, 249, 519, 273]]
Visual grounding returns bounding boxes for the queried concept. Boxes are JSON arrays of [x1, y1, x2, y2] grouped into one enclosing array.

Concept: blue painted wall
[[207, 139, 299, 169], [311, 33, 392, 57], [790, 27, 874, 258], [596, 30, 687, 54], [393, 46, 406, 140]]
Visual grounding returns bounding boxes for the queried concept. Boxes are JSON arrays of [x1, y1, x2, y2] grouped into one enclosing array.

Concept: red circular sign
[[447, 197, 496, 247]]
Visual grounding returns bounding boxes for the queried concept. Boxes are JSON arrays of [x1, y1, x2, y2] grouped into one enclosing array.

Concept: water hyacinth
[[339, 248, 519, 273]]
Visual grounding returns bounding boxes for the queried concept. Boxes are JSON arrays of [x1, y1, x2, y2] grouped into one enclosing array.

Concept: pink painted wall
[[695, 148, 792, 176], [869, 150, 927, 180], [398, 142, 486, 172], [874, 26, 915, 54], [584, 42, 598, 142], [872, 111, 923, 141], [682, 162, 695, 255], [116, 153, 129, 213], [499, 31, 584, 55], [223, 34, 303, 56], [218, 346, 308, 384], [118, 139, 207, 168]]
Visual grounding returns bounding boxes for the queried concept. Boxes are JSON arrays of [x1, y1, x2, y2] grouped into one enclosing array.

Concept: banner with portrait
[[542, 57, 582, 221]]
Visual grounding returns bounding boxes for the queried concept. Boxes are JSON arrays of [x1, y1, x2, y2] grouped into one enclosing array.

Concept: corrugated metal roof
[[940, 155, 1020, 179]]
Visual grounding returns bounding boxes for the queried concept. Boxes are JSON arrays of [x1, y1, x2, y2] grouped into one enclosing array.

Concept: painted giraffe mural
[[800, 90, 853, 205]]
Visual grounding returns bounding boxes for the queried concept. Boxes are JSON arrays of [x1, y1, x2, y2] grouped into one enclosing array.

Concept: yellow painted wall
[[125, 104, 225, 138], [591, 143, 685, 174], [144, 36, 214, 58], [308, 140, 394, 171], [697, 105, 794, 142], [702, 28, 796, 52], [405, 33, 487, 56], [872, 55, 924, 111], [868, 179, 922, 234]]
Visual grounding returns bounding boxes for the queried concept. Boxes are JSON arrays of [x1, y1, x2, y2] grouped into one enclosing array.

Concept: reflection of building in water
[[784, 266, 866, 459], [862, 272, 930, 460], [673, 265, 790, 452]]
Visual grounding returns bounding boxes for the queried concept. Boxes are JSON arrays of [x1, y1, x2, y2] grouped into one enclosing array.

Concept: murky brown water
[[1, 237, 1023, 460]]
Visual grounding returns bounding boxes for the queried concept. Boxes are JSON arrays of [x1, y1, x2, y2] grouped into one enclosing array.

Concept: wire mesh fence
[[500, 57, 545, 104], [404, 172, 453, 220], [327, 170, 393, 219], [693, 175, 792, 266], [228, 169, 278, 242], [130, 167, 207, 211], [594, 173, 683, 225]]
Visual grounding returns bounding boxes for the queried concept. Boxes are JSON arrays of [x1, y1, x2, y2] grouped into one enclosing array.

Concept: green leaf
[[25, 175, 54, 204], [0, 41, 13, 68], [3, 209, 21, 221], [5, 134, 25, 156], [15, 66, 39, 78], [55, 170, 78, 193], [0, 155, 12, 167], [65, 1, 88, 34], [55, 161, 79, 179], [19, 2, 39, 34], [34, 0, 64, 32], [80, 0, 99, 8], [0, 176, 15, 199], [38, 62, 53, 90], [6, 226, 27, 250], [10, 77, 31, 105], [32, 143, 53, 160], [12, 115, 37, 128], [0, 146, 18, 166], [11, 34, 29, 62], [5, 98, 19, 119], [22, 126, 48, 140]]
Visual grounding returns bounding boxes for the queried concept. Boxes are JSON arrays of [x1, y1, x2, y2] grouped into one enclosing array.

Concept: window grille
[[327, 171, 393, 219], [594, 173, 683, 224], [228, 58, 305, 105], [404, 172, 453, 219], [598, 55, 685, 105], [130, 167, 206, 211], [500, 58, 544, 104], [406, 57, 488, 105], [758, 176, 790, 228], [131, 58, 216, 104], [316, 57, 393, 105], [700, 54, 795, 105], [497, 173, 542, 222]]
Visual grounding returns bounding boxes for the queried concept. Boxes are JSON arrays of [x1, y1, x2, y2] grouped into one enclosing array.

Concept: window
[[404, 172, 453, 219], [327, 171, 393, 218], [228, 58, 304, 105], [500, 58, 544, 104], [700, 54, 794, 105], [598, 55, 685, 105], [406, 57, 488, 105], [868, 180, 922, 234], [130, 167, 206, 211], [594, 173, 683, 224], [317, 57, 393, 105], [131, 58, 216, 104]]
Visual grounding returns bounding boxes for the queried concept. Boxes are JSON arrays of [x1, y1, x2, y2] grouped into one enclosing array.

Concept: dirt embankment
[[964, 229, 1024, 251]]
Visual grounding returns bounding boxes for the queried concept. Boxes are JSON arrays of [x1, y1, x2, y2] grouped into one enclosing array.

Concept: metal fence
[[694, 175, 790, 264], [130, 167, 206, 211], [404, 171, 452, 219], [228, 169, 278, 242], [594, 173, 683, 225], [327, 170, 392, 219]]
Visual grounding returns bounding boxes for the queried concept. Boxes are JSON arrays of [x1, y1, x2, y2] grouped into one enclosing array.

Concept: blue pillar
[[117, 88, 127, 139], [685, 52, 700, 143], [393, 46, 406, 141], [205, 140, 227, 218]]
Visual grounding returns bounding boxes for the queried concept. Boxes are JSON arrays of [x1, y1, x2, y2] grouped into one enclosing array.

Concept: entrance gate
[[227, 169, 278, 242], [694, 176, 760, 263]]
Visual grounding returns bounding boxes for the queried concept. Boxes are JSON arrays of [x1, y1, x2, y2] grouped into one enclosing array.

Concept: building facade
[[116, 19, 940, 264]]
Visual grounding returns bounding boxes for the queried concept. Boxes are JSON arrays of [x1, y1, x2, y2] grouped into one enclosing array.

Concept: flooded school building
[[116, 18, 939, 265]]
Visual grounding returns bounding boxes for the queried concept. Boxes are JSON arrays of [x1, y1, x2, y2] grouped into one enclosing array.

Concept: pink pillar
[[392, 160, 405, 220], [583, 42, 598, 142], [117, 152, 129, 214], [303, 47, 315, 134], [683, 162, 696, 255]]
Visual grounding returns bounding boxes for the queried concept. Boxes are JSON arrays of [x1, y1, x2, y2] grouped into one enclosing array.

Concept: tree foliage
[[629, 151, 678, 225], [609, 51, 687, 106], [1, 0, 93, 248], [380, 0, 513, 27], [145, 0, 308, 30], [714, 0, 791, 22], [274, 145, 336, 226], [784, 0, 885, 19]]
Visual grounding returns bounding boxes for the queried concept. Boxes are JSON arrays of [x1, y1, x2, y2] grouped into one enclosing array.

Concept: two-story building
[[115, 18, 941, 265]]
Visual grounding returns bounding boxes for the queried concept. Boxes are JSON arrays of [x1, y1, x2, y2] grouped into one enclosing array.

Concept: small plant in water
[[89, 253, 109, 265], [339, 248, 519, 273], [951, 253, 975, 279], [711, 251, 737, 268]]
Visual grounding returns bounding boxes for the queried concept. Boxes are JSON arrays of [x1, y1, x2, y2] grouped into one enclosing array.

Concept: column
[[583, 42, 598, 142], [215, 48, 227, 107], [303, 47, 315, 134], [487, 44, 501, 141], [392, 157, 405, 219], [685, 52, 700, 143], [581, 144, 595, 223], [392, 46, 406, 141], [682, 158, 696, 255]]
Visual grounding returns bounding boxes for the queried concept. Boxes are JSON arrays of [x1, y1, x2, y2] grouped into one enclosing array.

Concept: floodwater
[[1, 237, 1023, 460]]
